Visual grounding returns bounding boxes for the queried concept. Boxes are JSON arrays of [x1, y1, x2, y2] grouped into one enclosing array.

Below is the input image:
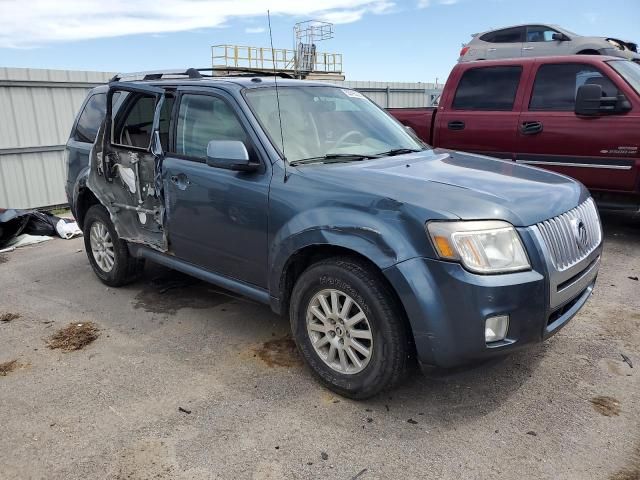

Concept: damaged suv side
[[66, 70, 602, 399]]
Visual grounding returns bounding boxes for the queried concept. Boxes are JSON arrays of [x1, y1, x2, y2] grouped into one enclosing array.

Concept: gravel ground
[[0, 212, 638, 480]]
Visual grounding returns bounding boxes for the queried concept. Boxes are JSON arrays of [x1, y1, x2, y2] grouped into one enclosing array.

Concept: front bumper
[[384, 243, 601, 368]]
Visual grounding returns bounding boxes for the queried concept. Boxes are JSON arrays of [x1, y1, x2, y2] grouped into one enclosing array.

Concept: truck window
[[452, 66, 522, 111], [480, 27, 525, 43], [175, 94, 248, 160], [529, 64, 619, 111], [74, 93, 108, 143]]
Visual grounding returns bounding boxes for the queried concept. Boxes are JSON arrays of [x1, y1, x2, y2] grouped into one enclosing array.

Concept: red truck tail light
[[459, 46, 470, 57]]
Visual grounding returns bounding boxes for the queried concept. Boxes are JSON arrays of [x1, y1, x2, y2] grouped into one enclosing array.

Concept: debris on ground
[[590, 396, 621, 417], [621, 353, 633, 368], [0, 208, 81, 249], [178, 407, 192, 414], [0, 359, 19, 376], [366, 417, 373, 423], [254, 335, 302, 368], [0, 312, 21, 323], [352, 468, 368, 479], [47, 322, 99, 351], [321, 452, 329, 461], [628, 276, 639, 281], [526, 431, 537, 436], [407, 418, 418, 424]]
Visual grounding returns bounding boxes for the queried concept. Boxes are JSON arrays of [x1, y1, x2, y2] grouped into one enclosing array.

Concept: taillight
[[459, 46, 470, 57]]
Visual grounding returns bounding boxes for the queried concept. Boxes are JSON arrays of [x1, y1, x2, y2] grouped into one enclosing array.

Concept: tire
[[290, 257, 409, 399], [83, 204, 144, 287]]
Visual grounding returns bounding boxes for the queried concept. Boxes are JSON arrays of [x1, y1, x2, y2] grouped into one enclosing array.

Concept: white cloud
[[245, 27, 266, 34], [417, 0, 458, 8], [0, 0, 395, 48]]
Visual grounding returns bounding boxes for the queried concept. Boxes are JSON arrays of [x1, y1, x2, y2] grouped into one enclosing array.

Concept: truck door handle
[[488, 48, 497, 52], [448, 120, 465, 131], [520, 121, 543, 135], [523, 46, 534, 50]]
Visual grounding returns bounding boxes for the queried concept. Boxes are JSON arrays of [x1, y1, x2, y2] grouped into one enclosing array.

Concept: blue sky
[[0, 0, 638, 83]]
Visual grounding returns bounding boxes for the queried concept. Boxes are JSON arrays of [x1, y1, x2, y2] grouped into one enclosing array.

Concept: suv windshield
[[244, 86, 426, 164], [608, 60, 640, 95]]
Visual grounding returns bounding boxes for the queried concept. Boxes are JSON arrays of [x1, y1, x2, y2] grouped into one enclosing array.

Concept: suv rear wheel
[[290, 257, 409, 399], [83, 204, 144, 287]]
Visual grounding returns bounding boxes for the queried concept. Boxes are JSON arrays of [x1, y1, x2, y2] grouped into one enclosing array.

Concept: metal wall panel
[[327, 80, 443, 108], [0, 68, 112, 208]]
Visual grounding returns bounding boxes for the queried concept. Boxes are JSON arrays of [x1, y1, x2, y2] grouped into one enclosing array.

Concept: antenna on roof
[[268, 10, 288, 181]]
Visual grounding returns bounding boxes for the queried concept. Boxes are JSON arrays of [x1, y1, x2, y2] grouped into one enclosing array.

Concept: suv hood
[[295, 149, 588, 227]]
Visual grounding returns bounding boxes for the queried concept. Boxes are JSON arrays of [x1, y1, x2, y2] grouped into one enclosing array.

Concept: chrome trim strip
[[516, 159, 632, 170]]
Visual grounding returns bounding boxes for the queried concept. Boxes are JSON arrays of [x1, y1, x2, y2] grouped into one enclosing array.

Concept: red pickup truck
[[389, 55, 640, 209]]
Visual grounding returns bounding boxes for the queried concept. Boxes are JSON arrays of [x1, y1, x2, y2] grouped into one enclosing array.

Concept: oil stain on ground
[[0, 254, 8, 265], [133, 266, 231, 314], [254, 336, 303, 368], [47, 322, 99, 351], [591, 396, 621, 417]]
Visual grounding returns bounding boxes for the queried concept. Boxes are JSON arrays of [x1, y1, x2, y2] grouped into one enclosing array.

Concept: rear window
[[480, 27, 524, 43], [74, 93, 108, 143], [452, 66, 522, 111]]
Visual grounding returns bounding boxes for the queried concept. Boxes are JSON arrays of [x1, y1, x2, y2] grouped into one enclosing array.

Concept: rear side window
[[112, 93, 174, 150], [74, 93, 107, 143], [480, 27, 525, 43], [452, 66, 522, 110], [530, 63, 620, 110]]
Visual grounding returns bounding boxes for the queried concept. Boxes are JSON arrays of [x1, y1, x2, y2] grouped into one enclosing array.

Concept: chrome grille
[[535, 198, 602, 271]]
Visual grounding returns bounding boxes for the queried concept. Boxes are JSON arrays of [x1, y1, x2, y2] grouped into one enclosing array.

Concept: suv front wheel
[[290, 257, 409, 399], [83, 204, 144, 287]]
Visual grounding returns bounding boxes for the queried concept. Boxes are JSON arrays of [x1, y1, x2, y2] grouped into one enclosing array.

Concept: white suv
[[459, 24, 639, 63]]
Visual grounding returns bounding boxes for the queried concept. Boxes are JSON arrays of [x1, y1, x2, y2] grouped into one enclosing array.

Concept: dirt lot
[[0, 213, 638, 480]]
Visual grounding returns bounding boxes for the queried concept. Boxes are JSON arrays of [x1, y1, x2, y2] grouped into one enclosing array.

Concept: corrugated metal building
[[0, 68, 112, 209], [0, 68, 442, 209]]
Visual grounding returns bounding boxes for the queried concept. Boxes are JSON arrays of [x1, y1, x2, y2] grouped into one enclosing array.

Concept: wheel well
[[278, 244, 416, 353], [76, 188, 100, 230], [577, 49, 599, 55]]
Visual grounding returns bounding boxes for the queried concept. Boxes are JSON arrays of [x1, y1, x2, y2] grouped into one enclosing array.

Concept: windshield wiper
[[375, 148, 424, 157], [289, 153, 379, 166]]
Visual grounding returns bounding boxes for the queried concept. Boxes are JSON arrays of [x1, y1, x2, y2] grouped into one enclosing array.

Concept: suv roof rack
[[109, 68, 207, 83]]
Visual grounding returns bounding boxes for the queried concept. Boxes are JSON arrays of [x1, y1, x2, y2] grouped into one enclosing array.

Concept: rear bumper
[[383, 252, 599, 368]]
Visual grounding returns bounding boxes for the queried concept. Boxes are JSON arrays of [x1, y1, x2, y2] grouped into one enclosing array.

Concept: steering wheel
[[333, 130, 364, 150]]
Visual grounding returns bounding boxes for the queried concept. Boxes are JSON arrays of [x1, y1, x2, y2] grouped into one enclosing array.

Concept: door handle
[[522, 46, 534, 50], [170, 173, 191, 190], [448, 120, 465, 131], [520, 121, 543, 135], [488, 48, 497, 52]]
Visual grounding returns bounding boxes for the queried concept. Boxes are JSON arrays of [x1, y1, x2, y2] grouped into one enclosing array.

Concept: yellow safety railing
[[212, 45, 342, 73]]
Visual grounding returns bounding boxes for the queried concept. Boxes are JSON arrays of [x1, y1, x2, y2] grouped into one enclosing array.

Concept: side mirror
[[575, 84, 603, 116], [552, 32, 569, 41], [206, 140, 257, 172], [575, 84, 632, 116]]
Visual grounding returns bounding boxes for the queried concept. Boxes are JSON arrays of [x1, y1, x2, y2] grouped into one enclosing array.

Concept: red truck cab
[[389, 56, 640, 209]]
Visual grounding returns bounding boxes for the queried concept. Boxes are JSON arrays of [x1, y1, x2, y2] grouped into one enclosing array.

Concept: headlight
[[427, 220, 530, 274]]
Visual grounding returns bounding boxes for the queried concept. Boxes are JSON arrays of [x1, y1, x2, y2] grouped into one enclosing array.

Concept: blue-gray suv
[[65, 69, 602, 398]]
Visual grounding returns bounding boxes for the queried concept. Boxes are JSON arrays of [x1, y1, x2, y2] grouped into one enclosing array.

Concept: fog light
[[485, 315, 509, 343]]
